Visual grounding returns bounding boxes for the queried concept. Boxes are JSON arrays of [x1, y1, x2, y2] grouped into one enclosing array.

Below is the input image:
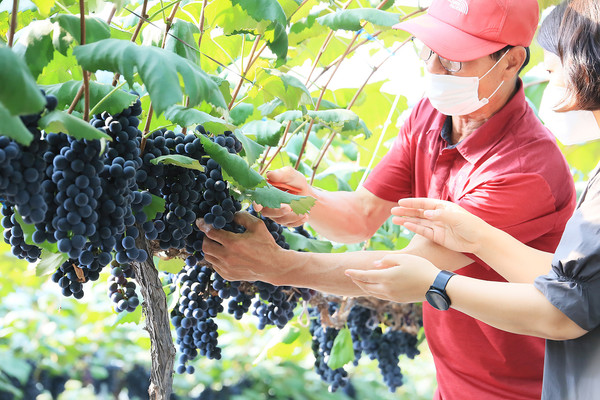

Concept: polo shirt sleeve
[[362, 110, 415, 202], [457, 172, 571, 246], [534, 170, 600, 331]]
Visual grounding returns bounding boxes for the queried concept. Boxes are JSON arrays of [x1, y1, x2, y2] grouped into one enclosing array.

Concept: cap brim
[[394, 14, 507, 62]]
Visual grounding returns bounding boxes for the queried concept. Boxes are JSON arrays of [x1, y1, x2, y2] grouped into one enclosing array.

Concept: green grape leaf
[[164, 105, 236, 135], [113, 304, 142, 326], [12, 19, 55, 79], [39, 110, 112, 141], [262, 72, 313, 110], [233, 129, 265, 166], [264, 21, 288, 60], [281, 230, 333, 253], [52, 15, 111, 45], [242, 119, 284, 146], [210, 76, 233, 107], [316, 9, 400, 31], [0, 47, 46, 115], [242, 185, 315, 215], [328, 328, 354, 370], [42, 80, 138, 115], [31, 0, 56, 16], [232, 0, 287, 26], [13, 210, 58, 253], [154, 256, 186, 274], [230, 103, 254, 126], [36, 250, 69, 277], [142, 194, 166, 221], [0, 354, 33, 385], [281, 326, 302, 344], [274, 110, 303, 123], [73, 39, 228, 115], [198, 134, 264, 189], [0, 104, 34, 146], [165, 19, 200, 64], [150, 155, 204, 171]]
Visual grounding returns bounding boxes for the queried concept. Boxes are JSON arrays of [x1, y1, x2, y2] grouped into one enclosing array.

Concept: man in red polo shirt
[[197, 0, 576, 398]]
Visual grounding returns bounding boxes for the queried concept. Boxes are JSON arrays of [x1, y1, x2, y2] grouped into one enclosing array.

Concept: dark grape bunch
[[308, 302, 420, 392], [108, 260, 140, 313]]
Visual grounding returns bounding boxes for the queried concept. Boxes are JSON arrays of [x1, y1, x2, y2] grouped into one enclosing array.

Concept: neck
[[450, 79, 519, 144]]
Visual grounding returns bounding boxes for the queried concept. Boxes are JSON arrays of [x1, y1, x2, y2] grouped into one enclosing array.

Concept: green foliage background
[[0, 0, 598, 398]]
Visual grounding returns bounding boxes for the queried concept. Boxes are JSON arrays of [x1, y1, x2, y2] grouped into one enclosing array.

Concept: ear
[[503, 46, 527, 79]]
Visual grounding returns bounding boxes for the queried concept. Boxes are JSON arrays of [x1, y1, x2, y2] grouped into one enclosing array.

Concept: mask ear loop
[[478, 49, 510, 105]]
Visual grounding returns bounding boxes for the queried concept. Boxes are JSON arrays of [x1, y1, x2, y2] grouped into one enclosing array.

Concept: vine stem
[[228, 34, 263, 110], [80, 0, 90, 121], [309, 38, 411, 182], [132, 231, 176, 400], [197, 0, 208, 49], [259, 120, 308, 174], [112, 0, 149, 86], [140, 1, 180, 151], [8, 0, 19, 47]]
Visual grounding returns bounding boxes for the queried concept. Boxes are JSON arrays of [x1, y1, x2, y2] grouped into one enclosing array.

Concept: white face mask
[[539, 84, 600, 146], [425, 51, 508, 116]]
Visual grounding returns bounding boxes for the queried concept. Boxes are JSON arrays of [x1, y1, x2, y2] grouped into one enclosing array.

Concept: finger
[[269, 214, 309, 227], [391, 205, 427, 218], [266, 166, 299, 185], [260, 204, 295, 218], [401, 221, 436, 240], [397, 197, 448, 211], [252, 202, 263, 212], [344, 268, 386, 283], [196, 218, 239, 245], [232, 211, 263, 232]]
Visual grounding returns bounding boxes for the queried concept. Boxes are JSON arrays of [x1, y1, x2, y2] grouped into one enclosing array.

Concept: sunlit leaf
[[165, 19, 200, 64], [317, 9, 400, 31], [198, 134, 264, 189], [0, 47, 46, 115], [42, 80, 138, 115], [281, 229, 333, 253], [164, 105, 236, 136], [73, 39, 228, 115], [328, 328, 354, 370], [36, 250, 69, 277], [241, 185, 315, 215], [52, 15, 111, 44], [242, 119, 284, 146], [39, 110, 112, 141], [232, 0, 287, 26], [150, 155, 205, 171], [233, 129, 265, 166], [12, 19, 55, 78], [0, 104, 34, 146]]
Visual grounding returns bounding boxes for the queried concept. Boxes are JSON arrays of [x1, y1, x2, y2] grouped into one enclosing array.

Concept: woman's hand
[[392, 198, 488, 254], [345, 254, 439, 303]]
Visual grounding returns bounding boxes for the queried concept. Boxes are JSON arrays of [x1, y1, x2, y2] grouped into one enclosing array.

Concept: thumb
[[233, 211, 262, 231], [252, 202, 263, 212], [344, 269, 373, 283]]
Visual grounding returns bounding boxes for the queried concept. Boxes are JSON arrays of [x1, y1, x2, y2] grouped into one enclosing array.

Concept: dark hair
[[490, 45, 530, 74], [538, 0, 600, 111]]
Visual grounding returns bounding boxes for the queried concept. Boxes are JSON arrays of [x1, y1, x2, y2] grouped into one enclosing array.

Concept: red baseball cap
[[394, 0, 539, 61]]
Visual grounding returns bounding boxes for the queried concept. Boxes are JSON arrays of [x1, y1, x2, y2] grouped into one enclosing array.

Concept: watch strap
[[431, 270, 456, 291]]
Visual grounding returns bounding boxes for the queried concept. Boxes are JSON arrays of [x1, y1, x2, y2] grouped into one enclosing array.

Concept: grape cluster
[[108, 260, 140, 313], [309, 303, 420, 392], [1, 204, 42, 262]]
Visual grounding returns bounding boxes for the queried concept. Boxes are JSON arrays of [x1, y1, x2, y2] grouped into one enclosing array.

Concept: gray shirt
[[534, 161, 600, 400]]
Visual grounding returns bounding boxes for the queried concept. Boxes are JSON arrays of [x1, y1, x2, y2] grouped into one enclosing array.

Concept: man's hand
[[345, 254, 439, 303], [255, 167, 312, 227], [196, 211, 289, 282]]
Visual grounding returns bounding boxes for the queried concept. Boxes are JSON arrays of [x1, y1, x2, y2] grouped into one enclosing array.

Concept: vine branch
[[132, 231, 176, 400], [197, 0, 208, 49], [228, 34, 263, 110], [80, 0, 90, 121], [8, 0, 19, 47], [112, 0, 149, 86]]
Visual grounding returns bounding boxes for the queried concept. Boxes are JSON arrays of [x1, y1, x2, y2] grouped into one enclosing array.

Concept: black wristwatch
[[425, 270, 456, 311]]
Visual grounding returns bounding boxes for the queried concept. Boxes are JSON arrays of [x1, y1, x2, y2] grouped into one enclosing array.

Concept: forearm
[[273, 249, 399, 296], [447, 275, 587, 340], [476, 225, 554, 282], [307, 188, 393, 243]]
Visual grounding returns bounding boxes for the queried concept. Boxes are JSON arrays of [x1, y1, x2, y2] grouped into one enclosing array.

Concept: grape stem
[[8, 0, 19, 47]]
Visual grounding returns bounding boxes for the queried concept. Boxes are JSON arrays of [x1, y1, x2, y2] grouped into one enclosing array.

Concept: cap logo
[[447, 0, 468, 15]]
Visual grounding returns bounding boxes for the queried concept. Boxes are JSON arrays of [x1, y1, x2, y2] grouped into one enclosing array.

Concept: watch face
[[426, 290, 449, 311]]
